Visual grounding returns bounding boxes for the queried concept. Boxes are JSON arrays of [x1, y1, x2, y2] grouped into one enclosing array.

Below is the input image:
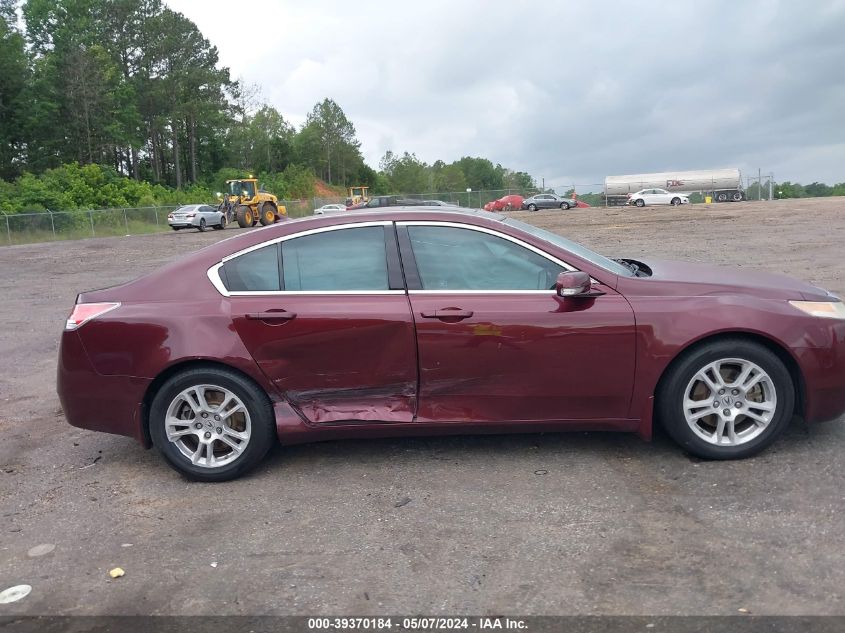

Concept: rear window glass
[[222, 244, 280, 291]]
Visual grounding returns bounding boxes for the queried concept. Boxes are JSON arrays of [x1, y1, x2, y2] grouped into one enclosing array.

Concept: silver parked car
[[168, 204, 227, 231], [521, 193, 578, 211], [313, 203, 348, 215]]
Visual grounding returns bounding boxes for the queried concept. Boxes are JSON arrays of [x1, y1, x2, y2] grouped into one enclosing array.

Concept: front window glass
[[283, 227, 389, 291], [223, 244, 280, 291], [407, 226, 566, 290]]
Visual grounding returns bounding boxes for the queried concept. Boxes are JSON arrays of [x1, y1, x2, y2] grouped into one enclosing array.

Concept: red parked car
[[484, 194, 524, 212], [58, 208, 845, 481]]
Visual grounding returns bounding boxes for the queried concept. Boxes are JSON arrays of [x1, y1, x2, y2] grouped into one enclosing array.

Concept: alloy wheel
[[682, 358, 777, 446], [164, 384, 251, 468]]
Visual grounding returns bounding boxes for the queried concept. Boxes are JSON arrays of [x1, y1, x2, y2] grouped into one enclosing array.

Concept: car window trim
[[395, 220, 576, 294], [207, 221, 404, 297]]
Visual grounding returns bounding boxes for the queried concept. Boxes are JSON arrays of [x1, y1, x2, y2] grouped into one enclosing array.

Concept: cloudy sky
[[167, 0, 845, 188]]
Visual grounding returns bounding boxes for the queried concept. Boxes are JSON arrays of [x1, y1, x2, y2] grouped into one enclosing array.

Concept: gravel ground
[[0, 198, 843, 616]]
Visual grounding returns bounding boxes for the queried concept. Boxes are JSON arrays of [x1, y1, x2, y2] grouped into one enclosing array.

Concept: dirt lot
[[1, 198, 844, 615]]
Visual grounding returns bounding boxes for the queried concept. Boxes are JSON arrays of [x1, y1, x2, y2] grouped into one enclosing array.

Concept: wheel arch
[[653, 330, 805, 419], [140, 358, 274, 449]]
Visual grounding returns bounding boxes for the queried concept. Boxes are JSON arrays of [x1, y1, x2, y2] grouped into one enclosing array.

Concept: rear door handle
[[420, 308, 474, 320], [245, 310, 297, 322]]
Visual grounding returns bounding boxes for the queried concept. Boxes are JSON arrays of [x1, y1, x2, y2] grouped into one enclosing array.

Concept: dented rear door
[[228, 222, 418, 424]]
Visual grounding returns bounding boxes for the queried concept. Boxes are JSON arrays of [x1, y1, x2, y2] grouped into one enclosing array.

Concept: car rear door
[[396, 221, 636, 424], [221, 222, 418, 424]]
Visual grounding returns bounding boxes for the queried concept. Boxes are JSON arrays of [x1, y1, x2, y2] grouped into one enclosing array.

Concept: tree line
[[0, 0, 540, 213]]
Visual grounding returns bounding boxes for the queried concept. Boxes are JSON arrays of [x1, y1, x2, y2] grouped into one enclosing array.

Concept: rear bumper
[[168, 221, 197, 228], [57, 331, 151, 445]]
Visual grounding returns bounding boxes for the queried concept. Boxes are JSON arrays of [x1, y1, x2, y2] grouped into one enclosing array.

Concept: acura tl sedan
[[58, 208, 845, 481]]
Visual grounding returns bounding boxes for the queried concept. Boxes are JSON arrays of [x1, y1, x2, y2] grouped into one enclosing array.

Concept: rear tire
[[732, 191, 743, 201], [259, 202, 276, 226], [198, 218, 206, 232], [149, 367, 276, 482], [657, 339, 794, 460], [717, 192, 728, 202], [235, 205, 253, 228]]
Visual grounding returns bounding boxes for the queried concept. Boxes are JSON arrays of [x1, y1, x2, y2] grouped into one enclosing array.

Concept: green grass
[[3, 220, 171, 246]]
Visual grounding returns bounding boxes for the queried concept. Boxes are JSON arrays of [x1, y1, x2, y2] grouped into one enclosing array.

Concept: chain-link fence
[[0, 206, 186, 246]]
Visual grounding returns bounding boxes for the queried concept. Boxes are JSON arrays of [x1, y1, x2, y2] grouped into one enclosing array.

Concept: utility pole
[[758, 168, 762, 201]]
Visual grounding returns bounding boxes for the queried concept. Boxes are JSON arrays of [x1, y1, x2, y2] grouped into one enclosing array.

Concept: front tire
[[149, 367, 276, 482], [657, 339, 794, 460], [235, 205, 254, 228], [560, 202, 570, 210], [214, 216, 226, 230], [527, 204, 538, 211], [259, 202, 276, 226], [635, 199, 645, 207], [671, 197, 681, 206]]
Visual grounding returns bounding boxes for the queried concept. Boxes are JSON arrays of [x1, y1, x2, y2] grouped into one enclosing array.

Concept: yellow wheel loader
[[346, 186, 370, 206], [217, 178, 287, 228]]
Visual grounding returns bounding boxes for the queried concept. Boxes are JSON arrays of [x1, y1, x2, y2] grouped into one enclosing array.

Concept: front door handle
[[245, 310, 297, 322], [420, 308, 474, 320]]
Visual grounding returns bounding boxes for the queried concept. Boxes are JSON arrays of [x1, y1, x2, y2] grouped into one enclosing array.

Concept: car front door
[[653, 189, 671, 204], [223, 222, 418, 424], [397, 221, 636, 424]]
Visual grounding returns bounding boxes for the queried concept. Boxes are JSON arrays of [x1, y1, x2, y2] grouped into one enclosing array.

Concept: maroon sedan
[[57, 208, 845, 481]]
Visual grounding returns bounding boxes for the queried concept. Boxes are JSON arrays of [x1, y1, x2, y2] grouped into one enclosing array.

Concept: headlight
[[789, 300, 845, 319]]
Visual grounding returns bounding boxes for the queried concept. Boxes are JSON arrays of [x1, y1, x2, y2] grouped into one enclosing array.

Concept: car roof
[[195, 207, 508, 263], [296, 206, 506, 224]]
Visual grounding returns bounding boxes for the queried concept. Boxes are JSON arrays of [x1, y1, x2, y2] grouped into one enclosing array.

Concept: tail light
[[65, 302, 120, 331]]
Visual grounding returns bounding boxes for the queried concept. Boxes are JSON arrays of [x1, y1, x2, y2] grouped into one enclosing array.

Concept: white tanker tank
[[604, 168, 745, 204]]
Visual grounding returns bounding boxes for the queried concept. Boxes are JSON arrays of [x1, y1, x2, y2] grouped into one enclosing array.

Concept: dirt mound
[[314, 179, 345, 198]]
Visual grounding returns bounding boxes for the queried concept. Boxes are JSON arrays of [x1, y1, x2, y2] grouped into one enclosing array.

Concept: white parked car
[[167, 204, 227, 231], [627, 189, 690, 207], [313, 204, 348, 215]]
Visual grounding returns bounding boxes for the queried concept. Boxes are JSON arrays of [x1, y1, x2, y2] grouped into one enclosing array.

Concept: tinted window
[[223, 244, 280, 291], [283, 226, 389, 291], [407, 226, 565, 291]]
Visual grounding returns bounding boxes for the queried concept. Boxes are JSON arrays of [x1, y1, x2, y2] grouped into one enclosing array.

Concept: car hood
[[627, 258, 833, 301]]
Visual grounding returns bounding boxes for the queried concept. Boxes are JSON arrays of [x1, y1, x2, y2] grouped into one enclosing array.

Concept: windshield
[[503, 218, 633, 277], [227, 181, 256, 198]]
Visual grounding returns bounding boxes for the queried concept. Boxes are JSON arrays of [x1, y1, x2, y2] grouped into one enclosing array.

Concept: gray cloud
[[169, 0, 845, 188]]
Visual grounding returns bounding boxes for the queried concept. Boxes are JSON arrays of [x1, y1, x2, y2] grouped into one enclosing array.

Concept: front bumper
[[792, 318, 845, 423]]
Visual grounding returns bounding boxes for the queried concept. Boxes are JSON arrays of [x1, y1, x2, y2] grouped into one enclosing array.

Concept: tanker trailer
[[604, 168, 744, 205]]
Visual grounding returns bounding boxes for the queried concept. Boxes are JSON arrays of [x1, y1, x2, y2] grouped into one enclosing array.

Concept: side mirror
[[556, 271, 595, 297]]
